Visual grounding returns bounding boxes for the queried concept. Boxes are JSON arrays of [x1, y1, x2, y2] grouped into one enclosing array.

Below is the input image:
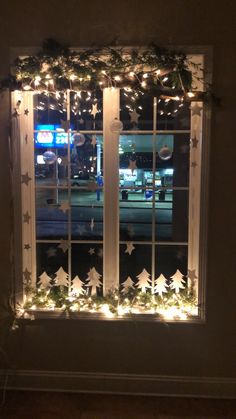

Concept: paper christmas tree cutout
[[136, 269, 152, 292], [121, 276, 135, 294], [72, 275, 86, 296], [54, 267, 69, 287], [170, 269, 186, 293], [154, 274, 168, 297], [38, 271, 52, 289], [86, 267, 102, 296]]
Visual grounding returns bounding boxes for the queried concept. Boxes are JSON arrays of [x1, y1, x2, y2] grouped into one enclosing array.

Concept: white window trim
[[11, 47, 212, 321]]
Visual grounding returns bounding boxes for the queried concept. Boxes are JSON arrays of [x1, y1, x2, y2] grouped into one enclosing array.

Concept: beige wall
[[0, 0, 236, 394]]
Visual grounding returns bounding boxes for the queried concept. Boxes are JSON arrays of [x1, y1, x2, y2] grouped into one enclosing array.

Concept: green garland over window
[[1, 38, 208, 102]]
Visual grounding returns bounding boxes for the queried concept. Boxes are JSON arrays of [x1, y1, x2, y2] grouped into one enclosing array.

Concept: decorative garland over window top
[[1, 38, 207, 102]]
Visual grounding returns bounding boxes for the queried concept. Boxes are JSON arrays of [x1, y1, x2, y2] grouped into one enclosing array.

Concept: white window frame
[[11, 47, 212, 321]]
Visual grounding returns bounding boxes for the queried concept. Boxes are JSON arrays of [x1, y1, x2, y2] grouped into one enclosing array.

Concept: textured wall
[[0, 0, 236, 387]]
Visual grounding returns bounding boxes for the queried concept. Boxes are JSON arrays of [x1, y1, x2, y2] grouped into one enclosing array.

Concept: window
[[11, 47, 209, 321]]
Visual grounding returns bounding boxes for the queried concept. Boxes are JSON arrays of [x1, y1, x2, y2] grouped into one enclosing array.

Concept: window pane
[[35, 144, 69, 186], [156, 99, 191, 131], [71, 244, 103, 296], [120, 244, 152, 289], [36, 189, 69, 240], [155, 245, 188, 280], [36, 243, 69, 286], [155, 190, 189, 242], [70, 90, 103, 131], [120, 89, 153, 130], [34, 92, 67, 126]]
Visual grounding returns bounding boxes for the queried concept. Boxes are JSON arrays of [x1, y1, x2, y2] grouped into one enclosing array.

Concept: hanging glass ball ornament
[[110, 118, 123, 133], [43, 151, 57, 164], [73, 132, 85, 147], [158, 145, 172, 160]]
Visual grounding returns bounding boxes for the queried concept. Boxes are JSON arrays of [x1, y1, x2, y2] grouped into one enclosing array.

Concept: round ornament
[[110, 118, 123, 133], [158, 145, 172, 161], [43, 151, 57, 164], [73, 132, 85, 147]]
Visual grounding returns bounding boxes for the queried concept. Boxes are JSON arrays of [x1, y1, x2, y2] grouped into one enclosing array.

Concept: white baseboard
[[1, 369, 236, 399]]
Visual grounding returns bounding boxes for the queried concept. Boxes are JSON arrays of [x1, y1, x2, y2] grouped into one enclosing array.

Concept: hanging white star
[[46, 247, 57, 258], [21, 172, 32, 186], [91, 103, 98, 119], [191, 103, 202, 117], [90, 218, 95, 231], [128, 159, 137, 173], [88, 248, 95, 255], [58, 239, 70, 253], [97, 248, 103, 258], [76, 224, 86, 236], [129, 109, 140, 124], [59, 201, 70, 213], [125, 242, 135, 255], [23, 211, 31, 224]]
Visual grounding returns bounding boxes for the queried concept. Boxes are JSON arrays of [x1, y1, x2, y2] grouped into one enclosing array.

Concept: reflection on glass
[[70, 90, 103, 131], [34, 93, 67, 126], [36, 243, 68, 285], [155, 245, 188, 280], [156, 99, 191, 130], [120, 90, 153, 130]]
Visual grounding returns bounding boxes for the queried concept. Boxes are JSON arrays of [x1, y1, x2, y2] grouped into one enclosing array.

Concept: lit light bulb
[[156, 69, 161, 75], [129, 71, 135, 77], [114, 75, 121, 81], [163, 77, 168, 82], [69, 74, 77, 81], [187, 92, 195, 98], [142, 73, 148, 79], [141, 81, 147, 88]]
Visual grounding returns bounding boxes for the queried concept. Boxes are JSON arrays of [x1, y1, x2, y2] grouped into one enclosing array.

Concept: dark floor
[[0, 391, 236, 419]]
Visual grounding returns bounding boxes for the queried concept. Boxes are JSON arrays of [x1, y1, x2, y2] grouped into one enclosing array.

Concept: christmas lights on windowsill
[[16, 286, 199, 322]]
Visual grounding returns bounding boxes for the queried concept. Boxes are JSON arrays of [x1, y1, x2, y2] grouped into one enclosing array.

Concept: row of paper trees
[[38, 267, 186, 296]]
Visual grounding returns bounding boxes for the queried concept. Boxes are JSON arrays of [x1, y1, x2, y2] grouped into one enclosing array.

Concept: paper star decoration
[[24, 243, 31, 250], [97, 248, 103, 258], [88, 248, 95, 255], [23, 211, 31, 224], [91, 135, 97, 148], [191, 137, 199, 148], [191, 104, 202, 117], [21, 172, 32, 186], [188, 269, 198, 281], [90, 218, 95, 231], [24, 109, 29, 115], [125, 242, 135, 255], [58, 239, 70, 253], [46, 247, 57, 258], [79, 118, 84, 124], [128, 159, 137, 173], [129, 109, 140, 124], [59, 201, 70, 213], [23, 268, 31, 284], [91, 103, 98, 119], [25, 134, 28, 144], [60, 119, 70, 132], [191, 161, 197, 168], [76, 224, 86, 236]]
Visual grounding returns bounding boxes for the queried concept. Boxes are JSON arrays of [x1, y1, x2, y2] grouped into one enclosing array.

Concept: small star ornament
[[24, 243, 31, 250], [191, 137, 199, 148], [125, 242, 135, 255], [88, 248, 95, 255], [23, 211, 31, 224], [191, 103, 202, 117], [24, 109, 29, 115], [21, 172, 32, 186], [59, 201, 70, 213], [76, 224, 86, 236], [191, 161, 197, 168], [58, 239, 70, 253], [188, 269, 198, 281], [129, 109, 140, 124], [91, 103, 98, 119], [23, 268, 31, 284]]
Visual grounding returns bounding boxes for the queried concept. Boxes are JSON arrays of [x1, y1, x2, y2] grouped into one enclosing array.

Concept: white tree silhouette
[[86, 267, 102, 296], [38, 271, 52, 289], [154, 274, 168, 297], [72, 275, 86, 296], [170, 269, 186, 293], [136, 269, 151, 292], [121, 276, 134, 294], [54, 267, 69, 287]]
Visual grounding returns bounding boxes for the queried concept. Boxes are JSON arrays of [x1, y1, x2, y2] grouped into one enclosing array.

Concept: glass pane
[[36, 243, 68, 287], [120, 89, 153, 130], [120, 244, 152, 289], [36, 189, 69, 240], [71, 244, 103, 296], [35, 144, 69, 186], [155, 134, 190, 187], [156, 99, 191, 131], [155, 190, 189, 242], [70, 90, 103, 131], [155, 245, 188, 283], [34, 92, 67, 126]]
